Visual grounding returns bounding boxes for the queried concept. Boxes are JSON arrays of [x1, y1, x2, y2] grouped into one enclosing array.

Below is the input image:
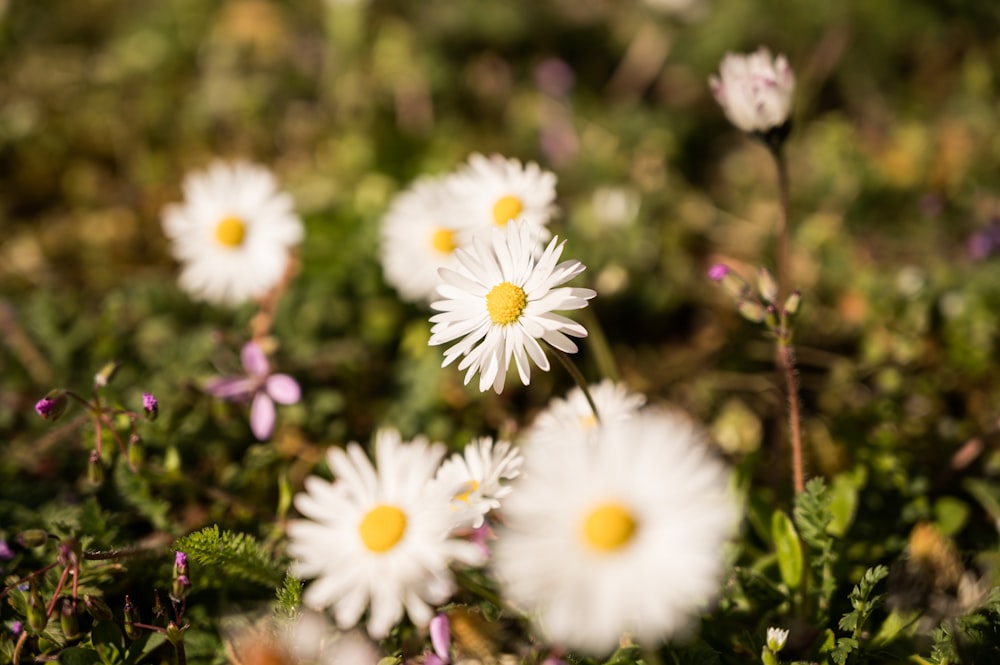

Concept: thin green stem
[[767, 145, 805, 496], [579, 306, 619, 382], [545, 343, 600, 423], [771, 144, 791, 304]]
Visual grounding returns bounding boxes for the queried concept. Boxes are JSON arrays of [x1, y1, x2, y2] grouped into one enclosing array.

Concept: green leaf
[[174, 525, 285, 589], [274, 574, 303, 619], [57, 647, 102, 665], [828, 468, 866, 537], [933, 496, 970, 537], [771, 509, 804, 589]]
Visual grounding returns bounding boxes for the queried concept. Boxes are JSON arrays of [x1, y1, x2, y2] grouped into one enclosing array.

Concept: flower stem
[[778, 339, 805, 495], [770, 144, 791, 304], [545, 343, 600, 423], [768, 145, 805, 495]]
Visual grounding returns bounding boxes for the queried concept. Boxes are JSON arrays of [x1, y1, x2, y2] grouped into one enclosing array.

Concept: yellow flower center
[[579, 414, 598, 429], [431, 227, 457, 254], [486, 281, 527, 325], [582, 502, 637, 552], [492, 195, 524, 226], [359, 504, 407, 553], [215, 216, 247, 248], [455, 480, 480, 504]]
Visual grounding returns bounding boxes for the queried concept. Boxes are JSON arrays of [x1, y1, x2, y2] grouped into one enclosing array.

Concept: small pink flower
[[205, 342, 301, 440], [707, 263, 730, 281]]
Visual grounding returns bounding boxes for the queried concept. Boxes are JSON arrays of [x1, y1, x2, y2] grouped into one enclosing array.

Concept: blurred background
[[4, 0, 1000, 625]]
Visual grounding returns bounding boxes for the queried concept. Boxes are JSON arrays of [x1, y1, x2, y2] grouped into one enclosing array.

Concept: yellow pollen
[[455, 480, 480, 504], [359, 504, 407, 553], [492, 195, 524, 226], [579, 414, 598, 429], [582, 503, 637, 552], [486, 282, 527, 325], [215, 216, 247, 247], [431, 227, 457, 254]]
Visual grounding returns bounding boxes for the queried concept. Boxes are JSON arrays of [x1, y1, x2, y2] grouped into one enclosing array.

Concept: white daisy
[[379, 175, 476, 304], [161, 160, 304, 306], [428, 222, 596, 394], [435, 437, 524, 529], [287, 429, 486, 639], [522, 379, 646, 447], [448, 153, 557, 249], [492, 410, 738, 655]]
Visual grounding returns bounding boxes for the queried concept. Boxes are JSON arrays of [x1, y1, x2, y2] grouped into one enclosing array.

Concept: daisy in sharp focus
[[448, 153, 557, 249], [287, 429, 485, 640], [521, 379, 646, 448], [435, 437, 524, 530], [493, 409, 738, 655], [428, 221, 596, 394], [379, 174, 477, 304], [161, 160, 304, 306]]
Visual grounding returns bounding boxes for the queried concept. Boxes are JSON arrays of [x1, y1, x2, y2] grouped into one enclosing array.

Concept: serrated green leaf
[[174, 525, 285, 589], [772, 509, 804, 589]]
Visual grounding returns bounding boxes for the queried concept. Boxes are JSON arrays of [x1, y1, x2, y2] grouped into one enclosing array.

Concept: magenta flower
[[205, 342, 301, 440]]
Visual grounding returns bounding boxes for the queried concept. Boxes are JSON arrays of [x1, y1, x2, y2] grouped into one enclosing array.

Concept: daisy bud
[[165, 621, 186, 645], [709, 47, 795, 140], [35, 390, 68, 421], [93, 361, 120, 388], [142, 392, 158, 421], [783, 289, 802, 316], [26, 584, 47, 633], [708, 264, 750, 300], [84, 594, 114, 622], [124, 595, 142, 640], [88, 450, 104, 486], [766, 626, 789, 652], [737, 299, 766, 323], [757, 266, 778, 303], [60, 598, 80, 640], [16, 529, 49, 549]]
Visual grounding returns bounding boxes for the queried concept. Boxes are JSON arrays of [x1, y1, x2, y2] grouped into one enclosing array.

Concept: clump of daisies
[[161, 160, 303, 306], [287, 429, 488, 639], [379, 153, 557, 304], [428, 221, 596, 394], [493, 408, 738, 655]]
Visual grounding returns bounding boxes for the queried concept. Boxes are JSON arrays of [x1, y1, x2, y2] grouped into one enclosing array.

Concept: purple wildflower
[[142, 392, 158, 420], [205, 341, 301, 440], [707, 263, 730, 281]]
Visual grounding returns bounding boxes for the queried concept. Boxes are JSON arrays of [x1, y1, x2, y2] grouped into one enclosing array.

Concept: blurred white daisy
[[161, 160, 304, 306], [493, 410, 738, 655], [380, 175, 475, 304], [428, 222, 596, 394], [435, 437, 524, 529], [522, 379, 646, 447], [448, 153, 557, 248], [288, 429, 486, 639], [709, 47, 795, 135], [225, 611, 381, 665]]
